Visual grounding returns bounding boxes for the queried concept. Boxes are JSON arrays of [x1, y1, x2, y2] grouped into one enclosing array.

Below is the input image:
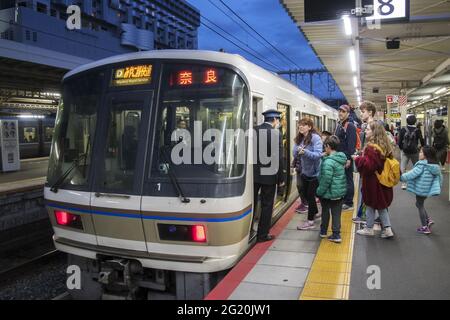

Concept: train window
[[328, 119, 337, 134], [99, 102, 143, 192], [44, 126, 54, 142], [302, 113, 322, 132], [47, 71, 103, 189], [151, 63, 249, 181], [22, 127, 38, 143]]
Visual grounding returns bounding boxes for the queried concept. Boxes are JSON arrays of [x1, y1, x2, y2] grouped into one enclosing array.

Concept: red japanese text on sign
[[178, 71, 193, 85], [204, 69, 218, 84]]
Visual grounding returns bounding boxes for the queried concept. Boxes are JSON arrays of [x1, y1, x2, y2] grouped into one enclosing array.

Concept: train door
[[90, 91, 152, 252], [274, 103, 290, 208]]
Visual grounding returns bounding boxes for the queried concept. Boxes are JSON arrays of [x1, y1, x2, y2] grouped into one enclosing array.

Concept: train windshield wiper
[[160, 146, 190, 203], [49, 153, 87, 193]]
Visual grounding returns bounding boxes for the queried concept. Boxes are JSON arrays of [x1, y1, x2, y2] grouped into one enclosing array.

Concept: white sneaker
[[357, 227, 374, 236], [401, 183, 407, 190], [380, 227, 394, 238]]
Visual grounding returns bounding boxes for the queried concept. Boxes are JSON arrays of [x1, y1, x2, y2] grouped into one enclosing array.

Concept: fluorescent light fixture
[[353, 75, 358, 88], [356, 88, 360, 97], [342, 15, 352, 36], [18, 114, 45, 119], [349, 48, 357, 72], [412, 101, 418, 105], [434, 87, 447, 95], [421, 95, 431, 101]]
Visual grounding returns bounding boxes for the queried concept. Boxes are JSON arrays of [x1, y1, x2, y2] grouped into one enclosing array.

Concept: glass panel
[[100, 99, 143, 192], [151, 64, 249, 181], [47, 71, 103, 188], [275, 103, 289, 206]]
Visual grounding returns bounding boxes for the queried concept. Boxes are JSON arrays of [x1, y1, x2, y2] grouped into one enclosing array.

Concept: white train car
[[44, 50, 338, 299]]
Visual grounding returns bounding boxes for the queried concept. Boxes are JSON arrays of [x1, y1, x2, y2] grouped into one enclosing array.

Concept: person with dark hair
[[334, 105, 357, 210], [398, 115, 425, 189], [294, 118, 323, 230], [432, 120, 449, 169], [400, 146, 442, 234], [316, 135, 347, 243], [253, 109, 284, 242]]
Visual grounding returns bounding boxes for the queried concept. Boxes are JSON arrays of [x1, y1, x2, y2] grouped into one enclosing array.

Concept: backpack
[[343, 122, 362, 151], [376, 157, 400, 188], [433, 128, 447, 149], [402, 128, 419, 154]]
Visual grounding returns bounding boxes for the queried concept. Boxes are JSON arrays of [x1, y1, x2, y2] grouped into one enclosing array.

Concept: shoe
[[380, 227, 394, 238], [417, 226, 431, 235], [328, 234, 342, 243], [319, 232, 328, 238], [401, 183, 407, 190], [297, 221, 315, 230], [342, 204, 354, 211], [295, 204, 308, 214], [357, 227, 374, 236], [427, 218, 434, 227], [352, 217, 366, 224], [257, 234, 275, 242]]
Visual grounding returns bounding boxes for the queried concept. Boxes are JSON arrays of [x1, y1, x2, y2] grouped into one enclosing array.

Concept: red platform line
[[204, 201, 297, 300]]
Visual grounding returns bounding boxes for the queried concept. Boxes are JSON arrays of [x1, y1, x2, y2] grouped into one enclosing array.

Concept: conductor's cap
[[262, 109, 282, 119]]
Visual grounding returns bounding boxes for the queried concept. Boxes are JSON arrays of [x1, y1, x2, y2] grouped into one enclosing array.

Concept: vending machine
[[0, 119, 20, 172]]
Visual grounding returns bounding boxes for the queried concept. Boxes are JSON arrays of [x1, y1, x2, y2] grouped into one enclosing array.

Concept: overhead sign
[[366, 0, 409, 21], [112, 64, 152, 86], [386, 95, 397, 104]]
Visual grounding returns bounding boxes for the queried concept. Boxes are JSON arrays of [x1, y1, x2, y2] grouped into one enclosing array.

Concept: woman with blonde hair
[[352, 121, 395, 238]]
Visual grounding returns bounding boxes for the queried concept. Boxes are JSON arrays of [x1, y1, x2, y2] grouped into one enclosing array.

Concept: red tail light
[[55, 210, 81, 228], [192, 225, 206, 242]]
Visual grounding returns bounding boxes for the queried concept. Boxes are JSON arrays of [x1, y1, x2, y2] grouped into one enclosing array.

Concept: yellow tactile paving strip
[[300, 177, 359, 300]]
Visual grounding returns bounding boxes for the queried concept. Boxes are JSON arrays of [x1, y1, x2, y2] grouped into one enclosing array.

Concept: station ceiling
[[281, 0, 450, 110]]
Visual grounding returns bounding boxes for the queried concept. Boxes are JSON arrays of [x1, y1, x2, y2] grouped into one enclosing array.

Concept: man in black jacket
[[398, 115, 425, 189], [253, 109, 284, 242], [433, 120, 449, 169], [334, 105, 357, 210]]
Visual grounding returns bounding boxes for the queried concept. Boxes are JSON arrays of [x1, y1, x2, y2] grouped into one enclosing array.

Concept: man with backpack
[[335, 104, 358, 210], [398, 115, 425, 189], [432, 120, 449, 170]]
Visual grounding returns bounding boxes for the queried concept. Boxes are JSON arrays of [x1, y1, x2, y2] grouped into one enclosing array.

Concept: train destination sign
[[112, 64, 152, 86]]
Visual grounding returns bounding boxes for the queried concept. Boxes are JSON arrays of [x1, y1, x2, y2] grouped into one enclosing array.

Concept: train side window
[[44, 126, 54, 142], [22, 127, 38, 143]]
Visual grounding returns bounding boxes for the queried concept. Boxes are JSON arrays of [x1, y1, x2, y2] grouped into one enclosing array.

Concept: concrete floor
[[350, 172, 450, 299], [0, 158, 48, 184]]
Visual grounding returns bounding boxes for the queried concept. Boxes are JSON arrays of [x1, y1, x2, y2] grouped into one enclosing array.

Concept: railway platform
[[206, 171, 450, 300]]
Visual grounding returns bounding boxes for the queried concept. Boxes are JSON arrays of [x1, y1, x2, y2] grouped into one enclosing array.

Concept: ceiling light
[[353, 76, 358, 88], [421, 95, 431, 101], [349, 48, 357, 72], [342, 15, 352, 36]]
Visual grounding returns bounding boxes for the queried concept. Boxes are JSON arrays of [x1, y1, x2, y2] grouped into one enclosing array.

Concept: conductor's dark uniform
[[253, 110, 283, 242]]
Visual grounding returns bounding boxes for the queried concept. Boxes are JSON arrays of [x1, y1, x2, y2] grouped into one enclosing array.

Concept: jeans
[[299, 174, 319, 221], [415, 195, 429, 227], [356, 176, 363, 218], [366, 206, 391, 229], [296, 173, 308, 205], [400, 151, 419, 173], [344, 165, 354, 207], [320, 198, 343, 236]]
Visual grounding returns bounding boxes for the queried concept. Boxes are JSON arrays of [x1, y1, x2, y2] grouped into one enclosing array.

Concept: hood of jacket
[[415, 160, 441, 176], [325, 151, 347, 166], [434, 126, 445, 135]]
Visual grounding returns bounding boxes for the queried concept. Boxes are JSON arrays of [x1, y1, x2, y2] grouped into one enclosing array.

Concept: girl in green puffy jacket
[[316, 136, 348, 243]]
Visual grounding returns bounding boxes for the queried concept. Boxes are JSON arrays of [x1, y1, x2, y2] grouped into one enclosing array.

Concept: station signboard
[[0, 119, 20, 172], [366, 0, 410, 22]]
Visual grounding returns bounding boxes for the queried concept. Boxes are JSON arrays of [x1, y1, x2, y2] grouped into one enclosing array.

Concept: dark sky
[[187, 0, 345, 100]]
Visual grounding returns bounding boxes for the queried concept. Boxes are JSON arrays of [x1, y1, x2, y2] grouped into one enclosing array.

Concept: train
[[44, 50, 338, 299], [0, 116, 55, 159]]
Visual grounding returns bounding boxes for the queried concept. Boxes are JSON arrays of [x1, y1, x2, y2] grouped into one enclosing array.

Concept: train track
[[0, 249, 64, 285]]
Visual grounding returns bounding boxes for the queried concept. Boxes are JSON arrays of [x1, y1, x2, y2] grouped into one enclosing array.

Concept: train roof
[[64, 50, 337, 114]]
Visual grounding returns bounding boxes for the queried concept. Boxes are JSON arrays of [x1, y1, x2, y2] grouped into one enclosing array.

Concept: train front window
[[152, 64, 249, 181], [47, 71, 103, 189]]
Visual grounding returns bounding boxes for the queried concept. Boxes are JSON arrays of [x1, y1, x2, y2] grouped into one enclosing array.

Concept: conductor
[[253, 109, 284, 242]]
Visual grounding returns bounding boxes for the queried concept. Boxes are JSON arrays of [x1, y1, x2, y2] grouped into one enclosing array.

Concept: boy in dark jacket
[[317, 136, 347, 243], [432, 120, 449, 168]]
